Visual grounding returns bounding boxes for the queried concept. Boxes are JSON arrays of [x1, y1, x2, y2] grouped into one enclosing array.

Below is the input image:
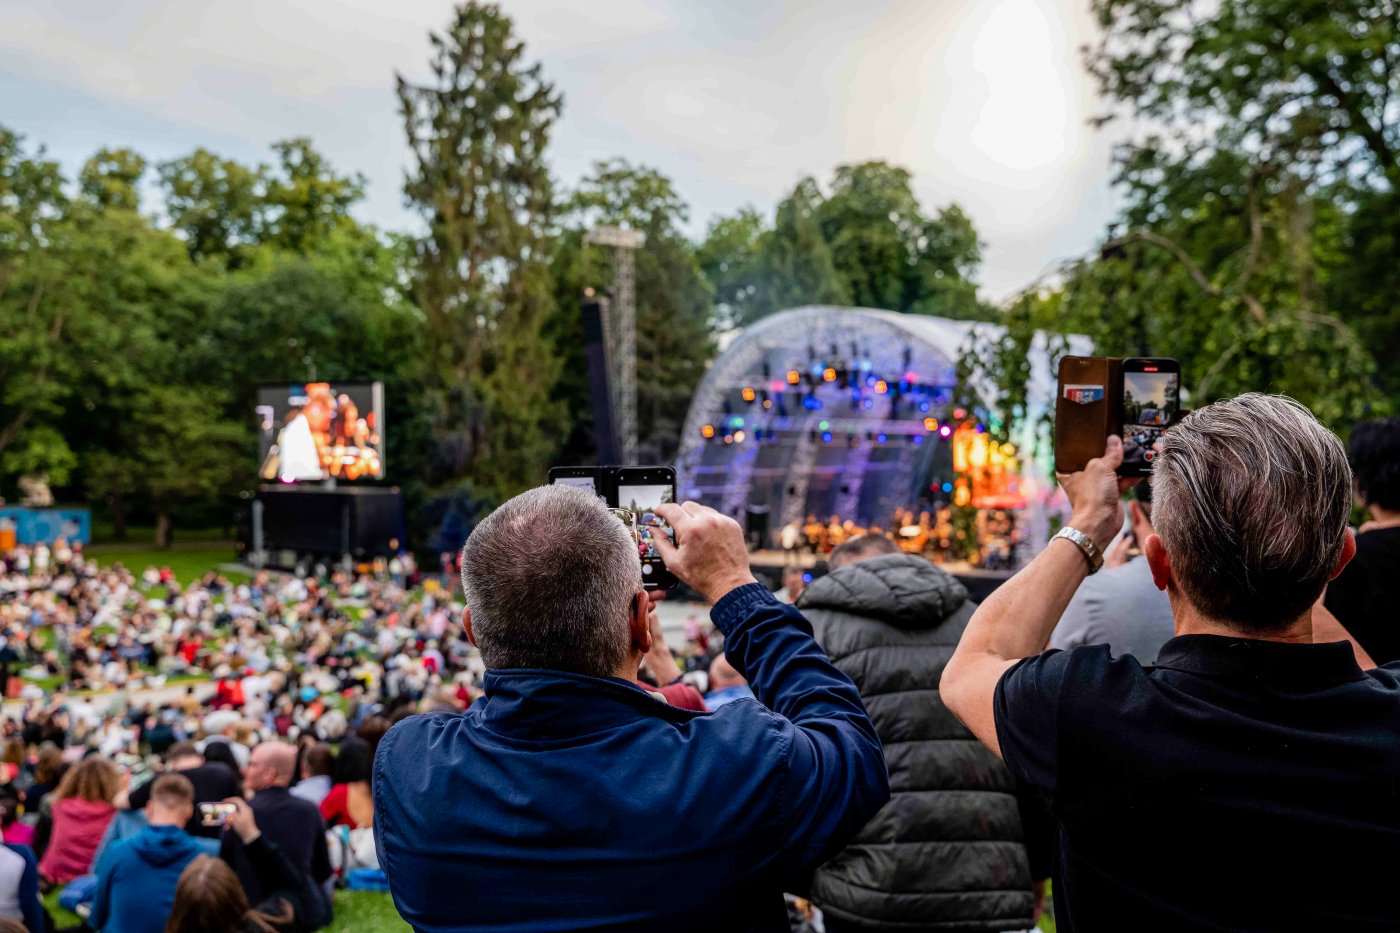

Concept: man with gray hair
[[375, 484, 888, 931], [942, 393, 1400, 931]]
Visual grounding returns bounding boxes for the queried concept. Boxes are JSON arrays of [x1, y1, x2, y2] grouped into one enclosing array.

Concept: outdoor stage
[[745, 549, 1013, 603]]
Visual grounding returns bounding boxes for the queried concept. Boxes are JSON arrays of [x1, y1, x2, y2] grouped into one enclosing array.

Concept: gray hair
[[460, 484, 641, 678], [1153, 393, 1351, 632]]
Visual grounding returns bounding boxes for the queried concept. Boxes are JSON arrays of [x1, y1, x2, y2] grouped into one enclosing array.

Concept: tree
[[398, 1, 564, 501], [79, 148, 146, 212], [817, 162, 987, 318], [261, 138, 367, 254], [753, 178, 849, 318], [695, 207, 766, 329], [1079, 0, 1398, 418], [157, 148, 264, 265]]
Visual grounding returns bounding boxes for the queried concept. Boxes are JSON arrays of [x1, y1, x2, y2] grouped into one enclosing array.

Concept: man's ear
[[1144, 534, 1172, 592], [1330, 528, 1357, 581], [628, 591, 651, 655], [462, 607, 477, 647]]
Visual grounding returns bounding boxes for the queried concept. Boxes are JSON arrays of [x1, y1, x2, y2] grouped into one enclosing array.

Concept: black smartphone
[[547, 466, 605, 500], [1119, 358, 1181, 477], [547, 466, 678, 590], [614, 466, 678, 590]]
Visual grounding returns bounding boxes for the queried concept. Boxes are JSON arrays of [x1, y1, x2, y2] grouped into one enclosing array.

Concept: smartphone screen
[[1120, 359, 1180, 474], [554, 476, 595, 492], [616, 480, 675, 587]]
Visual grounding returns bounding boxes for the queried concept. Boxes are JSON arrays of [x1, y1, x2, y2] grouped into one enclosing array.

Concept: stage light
[[787, 370, 801, 385], [802, 395, 823, 411], [818, 420, 829, 431], [821, 431, 833, 443], [865, 375, 876, 388], [701, 424, 715, 439], [822, 367, 837, 383], [923, 417, 938, 431], [975, 424, 985, 434], [863, 399, 874, 410], [1002, 443, 1016, 456], [875, 380, 888, 394], [877, 433, 888, 444], [729, 416, 745, 429], [734, 430, 746, 443], [953, 408, 967, 420], [942, 482, 954, 493], [723, 435, 733, 444], [741, 387, 756, 402], [913, 435, 924, 446], [762, 399, 773, 410], [939, 425, 952, 437], [919, 401, 930, 413]]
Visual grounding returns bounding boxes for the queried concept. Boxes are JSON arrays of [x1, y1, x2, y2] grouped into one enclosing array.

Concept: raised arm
[[654, 504, 889, 875], [942, 436, 1133, 759]]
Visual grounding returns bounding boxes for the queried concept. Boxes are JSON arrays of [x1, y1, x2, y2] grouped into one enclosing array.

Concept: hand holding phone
[[651, 502, 757, 605]]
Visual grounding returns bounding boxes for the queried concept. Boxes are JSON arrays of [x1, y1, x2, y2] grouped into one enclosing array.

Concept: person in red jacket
[[39, 757, 121, 885]]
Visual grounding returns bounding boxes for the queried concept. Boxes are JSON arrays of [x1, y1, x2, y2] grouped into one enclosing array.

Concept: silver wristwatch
[[1054, 526, 1103, 574]]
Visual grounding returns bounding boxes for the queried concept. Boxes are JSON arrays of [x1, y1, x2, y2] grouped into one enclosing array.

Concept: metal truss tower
[[585, 226, 645, 463]]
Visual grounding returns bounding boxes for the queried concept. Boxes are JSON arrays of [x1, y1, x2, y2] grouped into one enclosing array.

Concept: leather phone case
[[1054, 356, 1122, 473]]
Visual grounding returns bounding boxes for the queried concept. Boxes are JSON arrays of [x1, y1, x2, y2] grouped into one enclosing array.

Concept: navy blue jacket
[[375, 583, 889, 932]]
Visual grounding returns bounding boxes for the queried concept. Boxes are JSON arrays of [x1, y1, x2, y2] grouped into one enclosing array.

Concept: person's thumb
[[1103, 434, 1124, 468]]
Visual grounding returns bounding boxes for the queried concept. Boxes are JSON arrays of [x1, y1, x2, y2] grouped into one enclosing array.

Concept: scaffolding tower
[[584, 226, 645, 462]]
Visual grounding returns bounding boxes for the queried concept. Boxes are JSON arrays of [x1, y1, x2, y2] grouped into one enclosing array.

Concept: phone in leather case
[[1054, 356, 1122, 473]]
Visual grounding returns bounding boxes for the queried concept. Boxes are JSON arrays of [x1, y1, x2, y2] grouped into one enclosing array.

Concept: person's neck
[[1174, 603, 1312, 644], [148, 814, 184, 828], [1365, 504, 1400, 527]]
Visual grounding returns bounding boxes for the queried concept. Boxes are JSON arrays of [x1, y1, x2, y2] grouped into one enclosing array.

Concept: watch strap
[[1054, 526, 1103, 574]]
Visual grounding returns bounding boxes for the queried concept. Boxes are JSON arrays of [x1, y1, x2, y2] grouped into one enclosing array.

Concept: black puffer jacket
[[799, 554, 1033, 933]]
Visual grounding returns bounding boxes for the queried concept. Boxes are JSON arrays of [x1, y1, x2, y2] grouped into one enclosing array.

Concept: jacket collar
[[479, 668, 702, 739], [1153, 634, 1365, 686]]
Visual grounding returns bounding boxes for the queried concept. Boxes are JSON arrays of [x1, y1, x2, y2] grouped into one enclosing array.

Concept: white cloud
[[0, 0, 1119, 300]]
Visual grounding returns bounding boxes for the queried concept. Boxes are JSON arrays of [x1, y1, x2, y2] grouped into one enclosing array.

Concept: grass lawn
[[84, 541, 247, 586], [44, 887, 411, 932]]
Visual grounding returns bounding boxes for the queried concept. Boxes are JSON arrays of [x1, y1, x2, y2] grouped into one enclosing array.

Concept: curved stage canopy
[[676, 306, 1084, 558]]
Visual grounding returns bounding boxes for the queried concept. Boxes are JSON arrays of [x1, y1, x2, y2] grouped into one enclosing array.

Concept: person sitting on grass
[[91, 773, 204, 933], [38, 757, 120, 887]]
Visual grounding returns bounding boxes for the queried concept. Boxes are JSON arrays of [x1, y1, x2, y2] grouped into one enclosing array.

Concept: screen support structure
[[585, 226, 645, 463]]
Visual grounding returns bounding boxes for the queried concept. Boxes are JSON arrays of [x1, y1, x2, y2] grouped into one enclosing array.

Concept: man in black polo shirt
[[942, 393, 1400, 932]]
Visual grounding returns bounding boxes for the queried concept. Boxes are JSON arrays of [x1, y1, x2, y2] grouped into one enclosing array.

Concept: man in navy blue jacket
[[375, 484, 889, 932]]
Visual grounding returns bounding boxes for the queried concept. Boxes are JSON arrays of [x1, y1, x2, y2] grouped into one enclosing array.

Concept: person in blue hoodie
[[91, 773, 204, 933], [375, 484, 890, 932]]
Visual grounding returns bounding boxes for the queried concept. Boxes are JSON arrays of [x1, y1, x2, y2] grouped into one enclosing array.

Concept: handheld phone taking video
[[1054, 355, 1180, 477], [199, 802, 236, 827], [547, 466, 678, 590], [1118, 358, 1180, 477]]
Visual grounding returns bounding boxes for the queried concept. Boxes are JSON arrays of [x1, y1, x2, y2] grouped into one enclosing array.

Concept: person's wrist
[[1068, 510, 1117, 553], [703, 573, 759, 605], [239, 829, 261, 845]]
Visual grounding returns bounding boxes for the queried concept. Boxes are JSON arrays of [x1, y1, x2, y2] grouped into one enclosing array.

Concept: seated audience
[[288, 745, 333, 808], [375, 484, 888, 930], [23, 745, 64, 811], [319, 742, 372, 830], [127, 743, 240, 840], [91, 773, 203, 933], [943, 394, 1400, 930], [801, 532, 1035, 932], [39, 756, 121, 886], [221, 742, 331, 929], [168, 799, 309, 933], [1050, 482, 1174, 659], [1325, 416, 1400, 662], [703, 654, 754, 709]]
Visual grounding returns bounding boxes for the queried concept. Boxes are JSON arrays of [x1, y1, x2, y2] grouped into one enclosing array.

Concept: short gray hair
[[461, 484, 641, 677], [1153, 393, 1351, 632]]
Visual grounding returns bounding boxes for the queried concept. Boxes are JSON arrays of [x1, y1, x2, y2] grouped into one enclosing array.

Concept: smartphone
[[199, 802, 236, 827], [548, 466, 678, 590], [1119, 358, 1181, 477], [614, 467, 678, 591], [1054, 356, 1122, 473]]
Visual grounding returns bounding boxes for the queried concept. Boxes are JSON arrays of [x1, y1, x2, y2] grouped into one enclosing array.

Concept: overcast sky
[[0, 0, 1123, 301]]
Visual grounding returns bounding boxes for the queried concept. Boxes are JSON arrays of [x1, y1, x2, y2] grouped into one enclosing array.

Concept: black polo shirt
[[995, 635, 1400, 932]]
